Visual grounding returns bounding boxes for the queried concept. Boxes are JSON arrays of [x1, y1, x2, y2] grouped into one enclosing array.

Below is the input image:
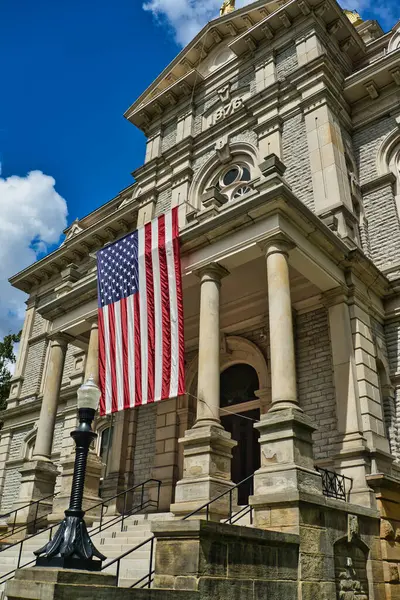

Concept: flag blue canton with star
[[97, 231, 139, 308]]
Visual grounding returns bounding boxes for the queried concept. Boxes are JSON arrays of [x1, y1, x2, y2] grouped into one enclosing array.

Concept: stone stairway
[[0, 506, 252, 598], [0, 512, 173, 598]]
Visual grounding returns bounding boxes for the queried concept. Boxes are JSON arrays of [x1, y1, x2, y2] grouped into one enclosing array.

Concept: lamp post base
[[35, 556, 102, 572], [34, 512, 105, 569]]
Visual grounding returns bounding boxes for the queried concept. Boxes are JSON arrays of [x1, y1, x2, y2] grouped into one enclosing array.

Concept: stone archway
[[186, 335, 270, 412]]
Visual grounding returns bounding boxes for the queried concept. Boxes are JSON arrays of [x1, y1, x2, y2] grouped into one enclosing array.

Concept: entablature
[[344, 47, 400, 104]]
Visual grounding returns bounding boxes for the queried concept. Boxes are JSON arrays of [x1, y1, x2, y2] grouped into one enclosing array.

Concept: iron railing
[[183, 473, 254, 524], [101, 474, 255, 589], [0, 478, 161, 585], [316, 467, 352, 501], [0, 492, 59, 541]]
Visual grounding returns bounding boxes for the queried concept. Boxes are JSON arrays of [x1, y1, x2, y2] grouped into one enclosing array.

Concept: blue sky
[[0, 0, 398, 337]]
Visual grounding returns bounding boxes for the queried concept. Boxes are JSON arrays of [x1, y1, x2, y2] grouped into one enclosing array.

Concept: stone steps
[[0, 507, 252, 597], [0, 512, 173, 597]]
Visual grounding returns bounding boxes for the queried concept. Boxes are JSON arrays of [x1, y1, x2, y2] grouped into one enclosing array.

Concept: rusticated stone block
[[299, 581, 337, 600], [253, 580, 297, 600]]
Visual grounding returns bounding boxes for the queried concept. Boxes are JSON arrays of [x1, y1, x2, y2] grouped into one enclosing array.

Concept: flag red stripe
[[158, 214, 171, 400], [172, 208, 185, 395], [134, 292, 142, 407], [144, 222, 155, 403], [120, 297, 130, 410], [98, 308, 106, 415]]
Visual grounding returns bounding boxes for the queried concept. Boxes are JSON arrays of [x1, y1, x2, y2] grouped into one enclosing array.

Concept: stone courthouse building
[[2, 0, 400, 597]]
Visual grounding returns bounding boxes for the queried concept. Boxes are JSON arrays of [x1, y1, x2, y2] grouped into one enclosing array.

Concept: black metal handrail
[[0, 492, 59, 542], [316, 466, 353, 502], [0, 478, 161, 585], [101, 473, 255, 589], [183, 473, 254, 523]]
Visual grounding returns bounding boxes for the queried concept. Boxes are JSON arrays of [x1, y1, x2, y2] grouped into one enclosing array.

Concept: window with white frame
[[214, 163, 253, 201]]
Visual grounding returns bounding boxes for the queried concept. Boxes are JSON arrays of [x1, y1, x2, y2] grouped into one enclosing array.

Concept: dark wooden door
[[221, 408, 260, 505]]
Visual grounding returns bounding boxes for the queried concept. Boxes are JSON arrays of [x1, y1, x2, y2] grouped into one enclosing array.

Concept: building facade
[[2, 0, 400, 596]]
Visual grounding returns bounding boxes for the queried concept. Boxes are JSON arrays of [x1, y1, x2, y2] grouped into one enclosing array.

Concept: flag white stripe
[[114, 300, 124, 412], [165, 211, 179, 398], [127, 294, 135, 408], [138, 226, 148, 405], [103, 305, 112, 415], [151, 218, 163, 402]]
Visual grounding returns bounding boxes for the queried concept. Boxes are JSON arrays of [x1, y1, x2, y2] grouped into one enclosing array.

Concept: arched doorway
[[220, 363, 261, 505]]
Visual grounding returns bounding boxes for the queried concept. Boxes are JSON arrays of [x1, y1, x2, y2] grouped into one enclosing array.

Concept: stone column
[[251, 238, 322, 526], [171, 263, 237, 520], [33, 337, 68, 461], [49, 321, 103, 525], [194, 264, 229, 428], [9, 336, 68, 533], [84, 319, 99, 383], [265, 239, 299, 411]]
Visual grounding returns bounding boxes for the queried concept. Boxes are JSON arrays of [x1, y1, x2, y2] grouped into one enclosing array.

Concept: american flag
[[97, 207, 185, 415]]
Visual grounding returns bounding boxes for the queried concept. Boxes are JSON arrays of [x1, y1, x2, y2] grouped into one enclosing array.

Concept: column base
[[7, 460, 59, 536], [251, 409, 323, 500], [170, 425, 237, 520], [48, 452, 103, 525]]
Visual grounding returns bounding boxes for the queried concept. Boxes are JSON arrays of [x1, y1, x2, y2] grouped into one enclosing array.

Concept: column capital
[[259, 235, 295, 258], [48, 332, 73, 349], [195, 262, 230, 284], [321, 286, 351, 309]]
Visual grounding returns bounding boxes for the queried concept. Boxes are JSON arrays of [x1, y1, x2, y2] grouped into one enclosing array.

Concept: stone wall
[[0, 426, 31, 513], [363, 184, 400, 270], [161, 122, 177, 153], [133, 403, 157, 486], [276, 44, 298, 81], [20, 339, 48, 398], [30, 312, 47, 337], [61, 344, 80, 385], [353, 116, 397, 185], [295, 307, 338, 461], [282, 113, 315, 211], [155, 188, 172, 217]]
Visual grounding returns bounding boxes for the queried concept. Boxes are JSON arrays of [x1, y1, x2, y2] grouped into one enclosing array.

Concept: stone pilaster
[[171, 263, 236, 520], [150, 398, 179, 512], [324, 289, 376, 508], [101, 410, 129, 514]]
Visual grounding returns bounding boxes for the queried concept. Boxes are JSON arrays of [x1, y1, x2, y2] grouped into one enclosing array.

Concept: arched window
[[388, 22, 400, 53], [188, 142, 260, 211], [220, 364, 259, 408]]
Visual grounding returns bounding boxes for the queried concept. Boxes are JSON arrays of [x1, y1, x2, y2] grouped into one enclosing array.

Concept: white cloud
[[143, 0, 397, 46], [143, 0, 254, 46], [0, 170, 68, 338]]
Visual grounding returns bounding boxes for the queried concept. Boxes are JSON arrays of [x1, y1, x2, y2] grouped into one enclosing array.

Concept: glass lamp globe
[[77, 376, 101, 411]]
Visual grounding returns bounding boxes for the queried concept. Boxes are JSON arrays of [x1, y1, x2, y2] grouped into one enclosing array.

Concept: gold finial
[[220, 0, 235, 17], [343, 9, 363, 27]]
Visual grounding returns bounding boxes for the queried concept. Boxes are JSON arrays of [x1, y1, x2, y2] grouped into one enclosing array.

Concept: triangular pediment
[[124, 0, 289, 129], [62, 220, 83, 244]]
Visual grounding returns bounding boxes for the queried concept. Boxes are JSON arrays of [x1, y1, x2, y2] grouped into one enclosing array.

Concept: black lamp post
[[35, 377, 106, 571]]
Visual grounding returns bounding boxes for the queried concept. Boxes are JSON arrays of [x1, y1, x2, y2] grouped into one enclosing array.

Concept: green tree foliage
[[0, 332, 22, 411]]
